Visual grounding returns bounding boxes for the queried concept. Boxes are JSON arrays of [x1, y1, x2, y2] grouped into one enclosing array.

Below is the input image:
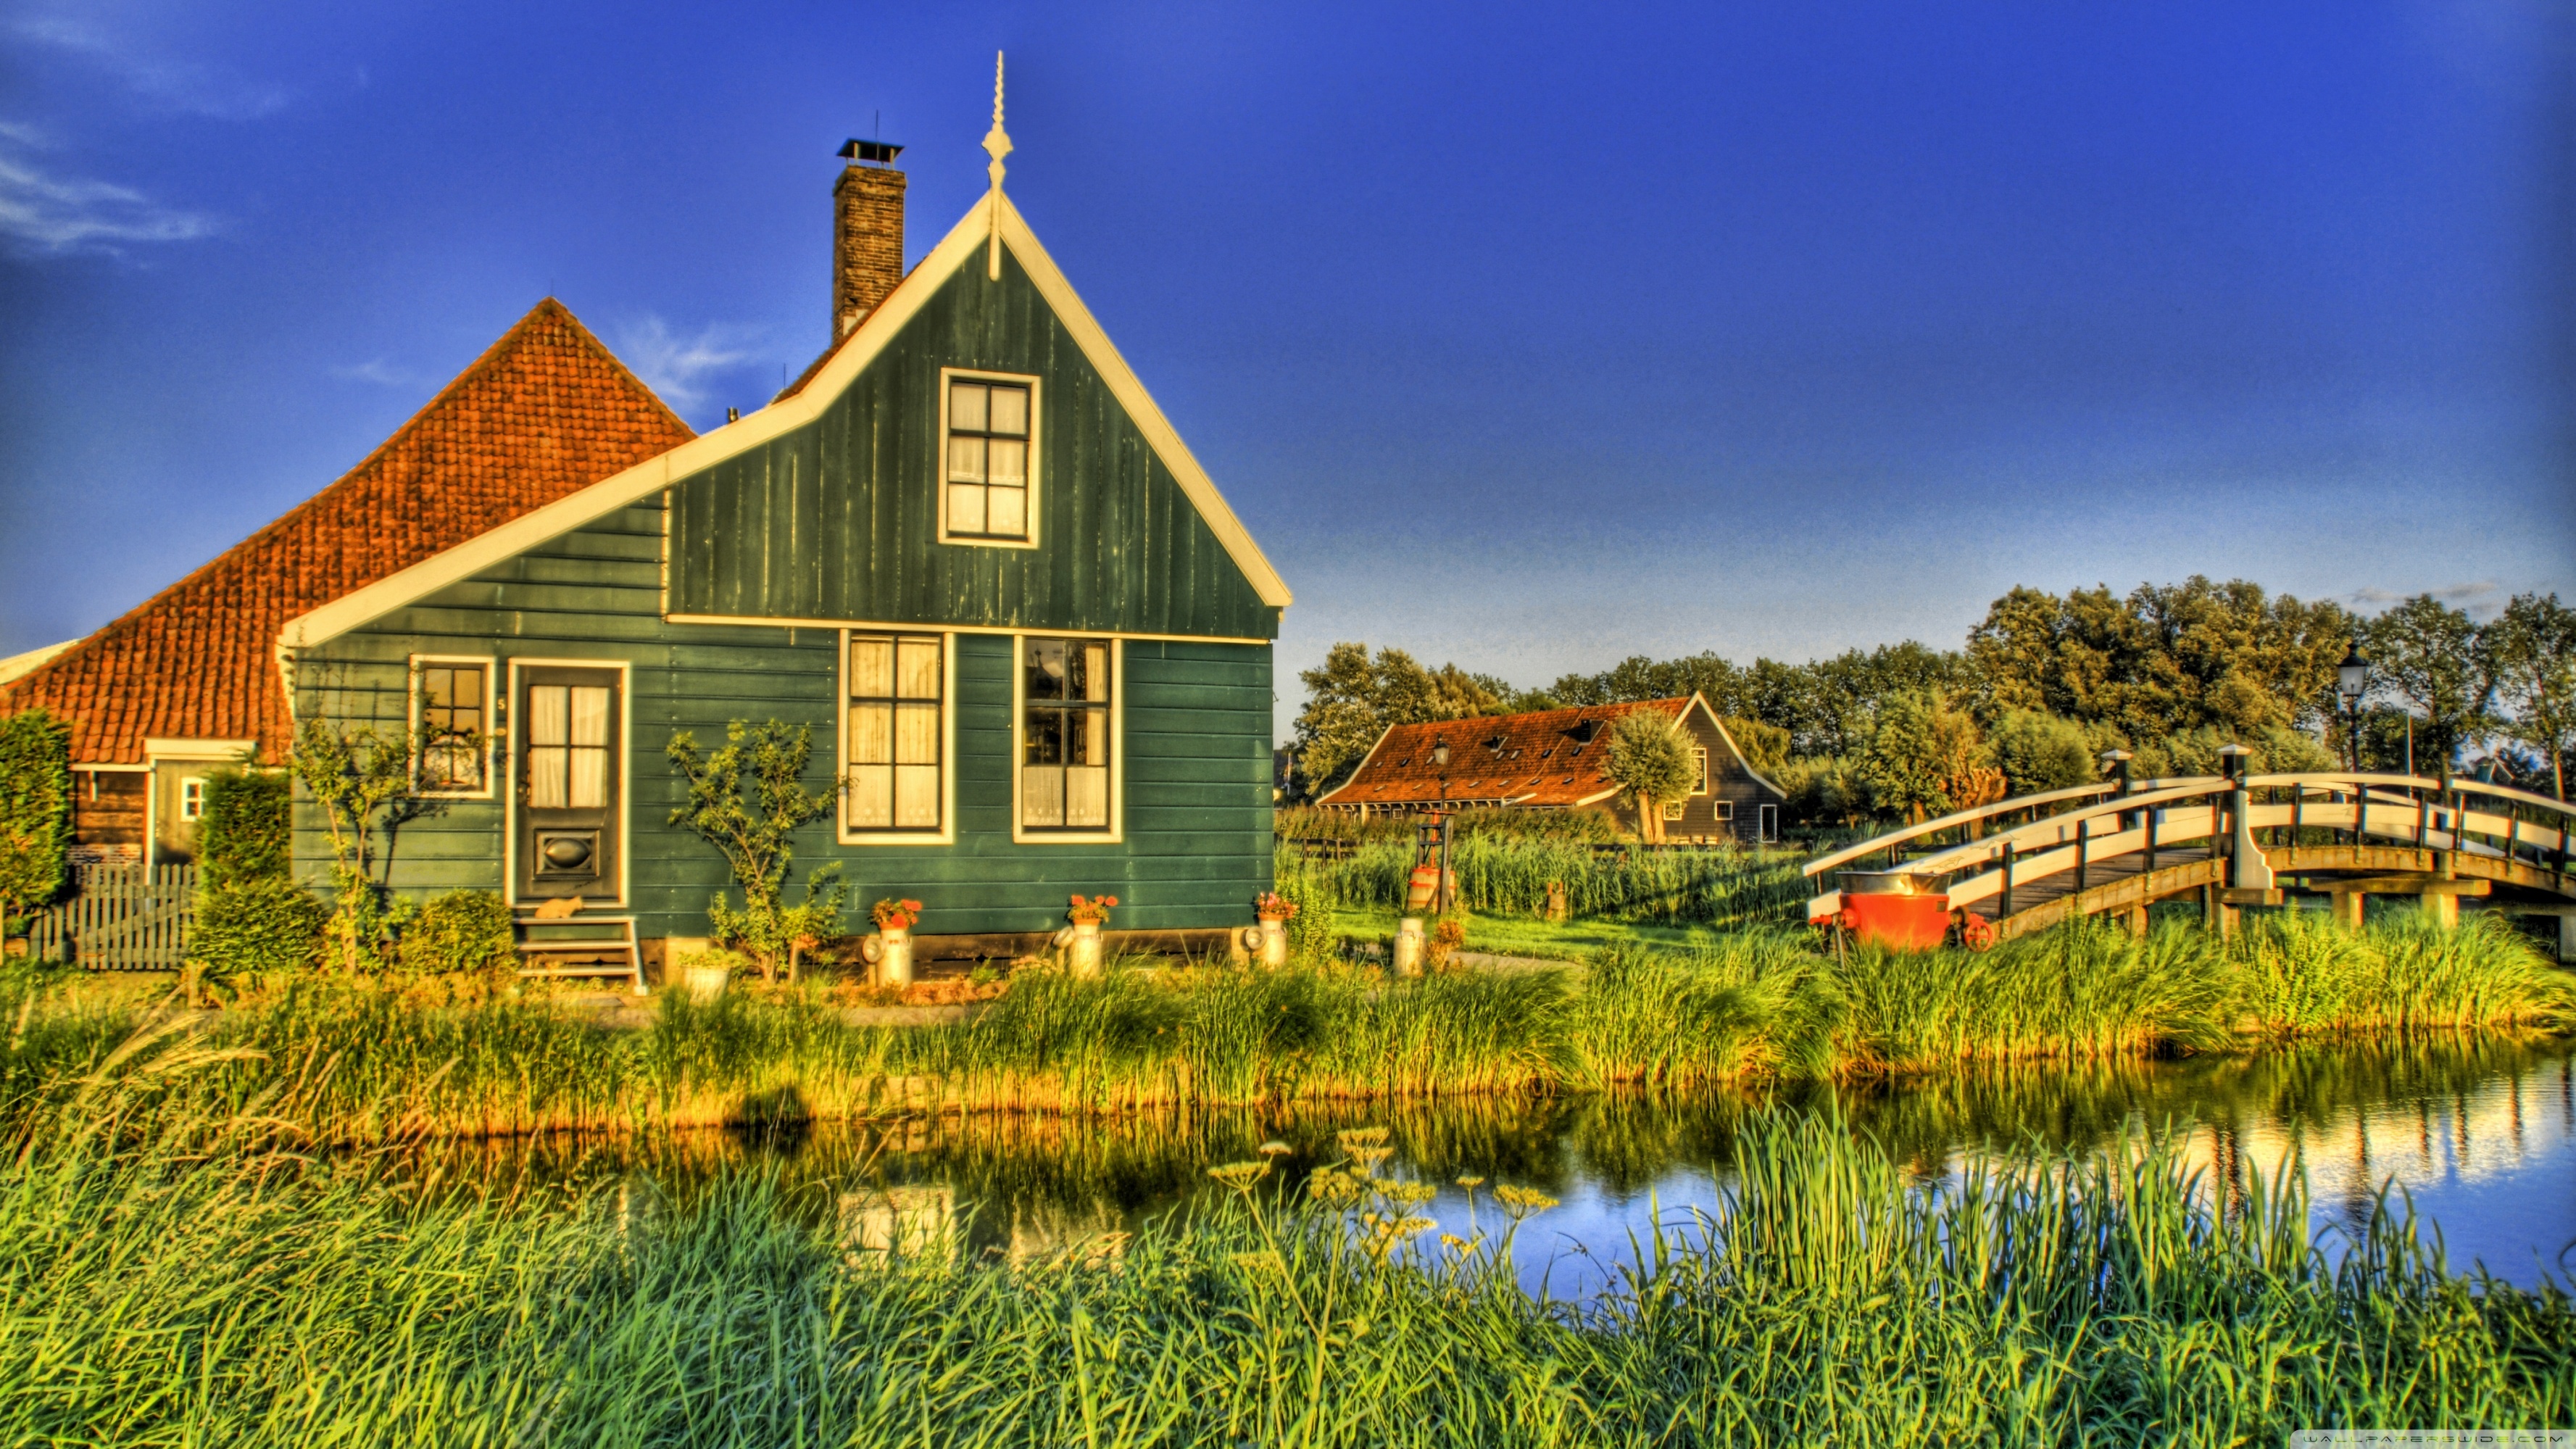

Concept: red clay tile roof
[[1314, 699, 1692, 809], [0, 299, 695, 765]]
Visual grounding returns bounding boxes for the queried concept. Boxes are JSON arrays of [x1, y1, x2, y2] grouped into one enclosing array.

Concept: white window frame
[[936, 368, 1043, 550], [178, 776, 207, 822], [1690, 746, 1709, 796], [1010, 634, 1123, 844], [409, 654, 499, 799], [838, 628, 959, 845], [1712, 800, 1736, 821]]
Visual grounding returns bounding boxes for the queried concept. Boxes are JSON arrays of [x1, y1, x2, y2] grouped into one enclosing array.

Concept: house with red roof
[[1314, 696, 1786, 842], [0, 300, 695, 866]]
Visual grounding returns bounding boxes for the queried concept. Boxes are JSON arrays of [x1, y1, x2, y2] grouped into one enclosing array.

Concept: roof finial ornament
[[981, 50, 1012, 280]]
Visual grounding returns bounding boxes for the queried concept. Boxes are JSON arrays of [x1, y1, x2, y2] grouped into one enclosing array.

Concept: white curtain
[[528, 686, 568, 807], [568, 686, 610, 807]]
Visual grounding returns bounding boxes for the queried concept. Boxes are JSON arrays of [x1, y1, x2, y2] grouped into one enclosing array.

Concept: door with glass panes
[[516, 667, 621, 900]]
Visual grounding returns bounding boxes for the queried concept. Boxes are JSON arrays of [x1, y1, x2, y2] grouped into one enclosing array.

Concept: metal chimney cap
[[838, 139, 905, 164]]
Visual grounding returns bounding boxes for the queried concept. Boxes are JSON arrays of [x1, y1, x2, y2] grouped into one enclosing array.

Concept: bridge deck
[[1949, 844, 2215, 922]]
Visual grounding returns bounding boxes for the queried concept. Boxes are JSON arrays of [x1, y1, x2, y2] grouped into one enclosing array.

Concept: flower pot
[[1392, 918, 1426, 977], [682, 960, 732, 1005], [1068, 919, 1103, 977], [863, 926, 915, 987]]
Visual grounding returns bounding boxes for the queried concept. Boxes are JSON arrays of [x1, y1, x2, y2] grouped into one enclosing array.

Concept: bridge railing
[[1804, 772, 2575, 923]]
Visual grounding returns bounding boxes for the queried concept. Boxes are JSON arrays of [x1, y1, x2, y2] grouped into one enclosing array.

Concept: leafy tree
[[0, 709, 71, 936], [2365, 594, 2494, 778], [1719, 715, 1790, 776], [1857, 692, 1992, 823], [288, 717, 429, 973], [2486, 591, 2576, 799], [1290, 644, 1514, 793], [668, 719, 845, 981], [1987, 710, 2095, 796], [1602, 711, 1695, 843]]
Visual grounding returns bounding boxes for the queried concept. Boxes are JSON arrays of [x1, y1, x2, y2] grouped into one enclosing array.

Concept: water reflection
[[411, 1034, 2576, 1296]]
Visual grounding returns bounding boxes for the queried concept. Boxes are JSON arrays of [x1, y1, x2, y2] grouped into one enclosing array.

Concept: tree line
[[1289, 577, 2576, 821]]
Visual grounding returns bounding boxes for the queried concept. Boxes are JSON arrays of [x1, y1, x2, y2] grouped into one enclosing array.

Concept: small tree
[[287, 716, 424, 973], [0, 710, 72, 936], [1603, 711, 1695, 843], [666, 719, 845, 981], [1858, 691, 1990, 824], [2488, 591, 2576, 800], [1988, 710, 2095, 796]]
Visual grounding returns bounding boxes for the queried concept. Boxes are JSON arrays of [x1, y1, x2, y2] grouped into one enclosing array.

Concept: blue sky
[[4, 1, 2569, 736]]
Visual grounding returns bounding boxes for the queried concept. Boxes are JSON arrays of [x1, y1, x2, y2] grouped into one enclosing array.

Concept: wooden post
[[2123, 904, 2148, 938], [2073, 815, 2088, 897], [2561, 913, 2575, 965], [1998, 840, 2015, 918], [2420, 889, 2458, 929], [2330, 890, 2364, 930]]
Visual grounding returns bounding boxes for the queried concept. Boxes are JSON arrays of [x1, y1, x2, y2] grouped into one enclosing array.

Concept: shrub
[[190, 876, 328, 987], [0, 708, 71, 930], [400, 891, 517, 977], [196, 766, 290, 890], [1989, 710, 2097, 795]]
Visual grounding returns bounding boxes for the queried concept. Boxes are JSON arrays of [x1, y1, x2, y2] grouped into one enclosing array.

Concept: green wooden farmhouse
[[277, 117, 1292, 961]]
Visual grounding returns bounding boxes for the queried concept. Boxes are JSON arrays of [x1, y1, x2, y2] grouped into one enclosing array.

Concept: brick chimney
[[833, 139, 907, 341]]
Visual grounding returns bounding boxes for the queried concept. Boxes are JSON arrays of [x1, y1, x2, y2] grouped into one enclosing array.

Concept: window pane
[[1025, 638, 1066, 701], [895, 765, 939, 829], [897, 638, 941, 699], [851, 704, 892, 765], [1023, 765, 1064, 826], [849, 636, 892, 698], [947, 434, 986, 484], [948, 483, 986, 535], [530, 748, 568, 808], [456, 668, 484, 714], [848, 765, 892, 829], [528, 686, 568, 747], [988, 385, 1027, 436], [1076, 707, 1108, 766], [1079, 643, 1109, 702], [1065, 767, 1108, 828], [570, 687, 611, 747], [568, 747, 608, 809], [424, 668, 454, 710], [986, 486, 1026, 538], [949, 382, 987, 432], [987, 438, 1026, 486], [895, 702, 939, 765]]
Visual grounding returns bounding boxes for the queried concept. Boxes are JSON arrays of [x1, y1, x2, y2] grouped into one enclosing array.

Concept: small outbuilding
[[1312, 696, 1785, 842]]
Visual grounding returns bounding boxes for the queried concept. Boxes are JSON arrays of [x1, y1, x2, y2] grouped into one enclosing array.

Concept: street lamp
[[1430, 739, 1452, 913], [2100, 749, 2133, 797], [2335, 641, 2370, 773]]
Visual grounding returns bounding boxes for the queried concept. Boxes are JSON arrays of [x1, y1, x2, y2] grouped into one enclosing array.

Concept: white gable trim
[[1683, 693, 1787, 799], [281, 191, 1289, 652]]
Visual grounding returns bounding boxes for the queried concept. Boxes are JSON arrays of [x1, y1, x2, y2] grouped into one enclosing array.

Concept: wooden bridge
[[1803, 769, 2576, 957]]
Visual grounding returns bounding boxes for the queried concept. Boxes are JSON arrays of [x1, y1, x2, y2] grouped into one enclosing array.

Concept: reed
[[1277, 833, 1813, 928], [4, 1074, 2569, 1446], [2, 908, 2567, 1143]]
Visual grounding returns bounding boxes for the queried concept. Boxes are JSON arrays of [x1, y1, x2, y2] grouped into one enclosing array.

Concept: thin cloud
[[331, 359, 413, 386], [2345, 581, 2503, 617], [0, 131, 217, 256], [9, 17, 289, 120], [616, 316, 757, 412]]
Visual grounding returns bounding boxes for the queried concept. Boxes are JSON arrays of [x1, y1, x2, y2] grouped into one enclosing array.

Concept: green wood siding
[[668, 247, 1279, 641], [292, 502, 1274, 939]]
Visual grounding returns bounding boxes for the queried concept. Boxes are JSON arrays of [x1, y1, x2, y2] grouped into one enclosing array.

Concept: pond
[[423, 1034, 2576, 1299]]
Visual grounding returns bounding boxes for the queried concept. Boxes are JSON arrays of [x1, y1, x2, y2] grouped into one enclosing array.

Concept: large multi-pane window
[[945, 377, 1032, 541], [1021, 636, 1111, 831], [417, 662, 489, 792], [847, 632, 944, 832]]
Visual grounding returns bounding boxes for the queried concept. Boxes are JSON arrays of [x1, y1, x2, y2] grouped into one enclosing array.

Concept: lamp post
[[2335, 641, 2369, 774], [1431, 739, 1452, 914], [2100, 748, 2133, 797]]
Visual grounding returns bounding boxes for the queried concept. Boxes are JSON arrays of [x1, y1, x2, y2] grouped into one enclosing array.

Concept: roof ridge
[[4, 300, 691, 705]]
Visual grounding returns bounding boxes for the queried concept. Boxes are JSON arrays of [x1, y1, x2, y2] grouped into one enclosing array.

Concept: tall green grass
[[2, 910, 2566, 1142], [1277, 833, 1813, 927], [4, 1072, 2569, 1446]]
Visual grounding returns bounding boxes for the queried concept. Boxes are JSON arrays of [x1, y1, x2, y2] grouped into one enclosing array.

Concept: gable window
[[1021, 636, 1113, 832], [1690, 747, 1709, 796], [415, 659, 491, 794], [943, 372, 1038, 544], [846, 632, 945, 834]]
